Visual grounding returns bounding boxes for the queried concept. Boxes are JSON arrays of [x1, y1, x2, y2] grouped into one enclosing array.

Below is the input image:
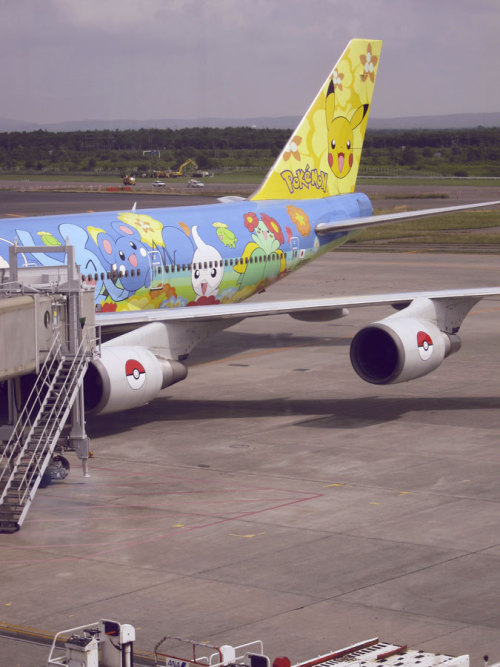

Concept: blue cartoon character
[[188, 225, 223, 305], [90, 222, 152, 300], [59, 223, 123, 305], [234, 212, 286, 289]]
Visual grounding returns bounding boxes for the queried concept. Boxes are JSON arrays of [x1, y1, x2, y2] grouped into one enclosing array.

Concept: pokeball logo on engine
[[417, 331, 433, 361], [125, 359, 146, 389]]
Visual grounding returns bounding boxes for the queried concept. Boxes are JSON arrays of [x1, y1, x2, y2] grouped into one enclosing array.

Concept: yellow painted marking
[[324, 482, 348, 488], [370, 502, 380, 506], [0, 621, 55, 641], [5, 602, 11, 607], [229, 532, 266, 539], [173, 523, 184, 528], [398, 491, 411, 496]]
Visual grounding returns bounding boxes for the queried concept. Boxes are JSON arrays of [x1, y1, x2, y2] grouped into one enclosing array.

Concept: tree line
[[0, 126, 498, 177]]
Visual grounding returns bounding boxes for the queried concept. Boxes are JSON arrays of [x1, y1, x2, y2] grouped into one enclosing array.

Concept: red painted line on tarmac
[[0, 490, 322, 564], [81, 491, 323, 559]]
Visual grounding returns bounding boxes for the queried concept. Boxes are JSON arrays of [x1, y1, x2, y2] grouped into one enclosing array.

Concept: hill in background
[[1, 112, 499, 133]]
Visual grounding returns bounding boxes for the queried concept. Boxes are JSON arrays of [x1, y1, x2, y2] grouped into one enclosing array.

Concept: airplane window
[[204, 262, 207, 269], [137, 269, 141, 276], [188, 263, 192, 270], [165, 266, 169, 273], [176, 265, 180, 272], [245, 257, 249, 264], [209, 261, 213, 268], [182, 264, 186, 271]]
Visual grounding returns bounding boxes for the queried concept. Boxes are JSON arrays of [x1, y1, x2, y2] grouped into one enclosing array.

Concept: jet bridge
[[0, 241, 97, 532]]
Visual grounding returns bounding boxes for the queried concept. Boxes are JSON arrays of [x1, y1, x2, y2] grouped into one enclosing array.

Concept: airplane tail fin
[[250, 39, 382, 202]]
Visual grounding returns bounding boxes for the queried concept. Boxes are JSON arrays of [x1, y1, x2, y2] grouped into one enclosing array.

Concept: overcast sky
[[1, 0, 499, 125]]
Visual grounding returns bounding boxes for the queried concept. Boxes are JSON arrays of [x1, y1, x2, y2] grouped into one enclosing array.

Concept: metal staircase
[[0, 331, 92, 533]]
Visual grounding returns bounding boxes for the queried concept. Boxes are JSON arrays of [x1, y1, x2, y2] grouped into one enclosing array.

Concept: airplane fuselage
[[0, 192, 372, 312]]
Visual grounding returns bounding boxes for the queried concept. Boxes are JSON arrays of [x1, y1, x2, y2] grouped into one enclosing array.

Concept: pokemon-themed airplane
[[1, 39, 499, 415]]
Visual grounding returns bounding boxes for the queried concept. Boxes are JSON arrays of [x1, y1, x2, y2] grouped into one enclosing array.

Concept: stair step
[[0, 522, 20, 534], [0, 354, 88, 532]]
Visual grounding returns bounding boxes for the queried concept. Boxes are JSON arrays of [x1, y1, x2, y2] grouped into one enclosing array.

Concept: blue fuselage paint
[[0, 192, 372, 310]]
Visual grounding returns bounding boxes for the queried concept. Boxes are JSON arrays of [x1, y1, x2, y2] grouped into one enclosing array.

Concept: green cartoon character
[[234, 212, 286, 289]]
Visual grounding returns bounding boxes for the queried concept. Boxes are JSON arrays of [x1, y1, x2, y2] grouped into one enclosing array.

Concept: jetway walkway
[[0, 241, 97, 532]]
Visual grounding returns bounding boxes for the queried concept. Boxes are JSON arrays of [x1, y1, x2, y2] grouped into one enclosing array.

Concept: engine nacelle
[[84, 346, 187, 415], [350, 315, 461, 385]]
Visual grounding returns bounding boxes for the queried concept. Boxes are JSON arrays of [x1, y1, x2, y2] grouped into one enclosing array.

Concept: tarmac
[[1, 192, 500, 665]]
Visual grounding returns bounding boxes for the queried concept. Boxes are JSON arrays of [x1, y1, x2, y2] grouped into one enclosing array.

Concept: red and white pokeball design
[[125, 359, 146, 389], [417, 331, 433, 361]]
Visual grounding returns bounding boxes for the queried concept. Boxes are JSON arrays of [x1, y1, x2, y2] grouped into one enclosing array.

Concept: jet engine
[[84, 345, 187, 415], [350, 311, 461, 385]]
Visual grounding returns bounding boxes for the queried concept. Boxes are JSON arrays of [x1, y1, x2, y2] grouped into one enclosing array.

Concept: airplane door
[[148, 250, 164, 289]]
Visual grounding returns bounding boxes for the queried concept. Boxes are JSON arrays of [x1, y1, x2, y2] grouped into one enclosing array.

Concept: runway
[[1, 193, 500, 665]]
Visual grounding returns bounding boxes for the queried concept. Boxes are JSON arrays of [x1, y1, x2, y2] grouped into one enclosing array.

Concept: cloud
[[1, 0, 499, 124]]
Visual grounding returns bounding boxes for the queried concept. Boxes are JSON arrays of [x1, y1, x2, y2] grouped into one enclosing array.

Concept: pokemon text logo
[[280, 165, 329, 195]]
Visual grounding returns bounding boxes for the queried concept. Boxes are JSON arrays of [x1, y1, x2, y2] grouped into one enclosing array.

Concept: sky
[[1, 0, 499, 126]]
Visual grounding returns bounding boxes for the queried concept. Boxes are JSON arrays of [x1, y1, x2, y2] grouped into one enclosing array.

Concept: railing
[[47, 622, 100, 666], [154, 635, 264, 667], [0, 325, 97, 516], [0, 331, 63, 501], [12, 336, 93, 513]]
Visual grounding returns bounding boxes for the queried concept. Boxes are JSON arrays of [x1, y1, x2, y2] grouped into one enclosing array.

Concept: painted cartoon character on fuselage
[[189, 225, 223, 305], [235, 212, 286, 290], [91, 221, 152, 299], [325, 79, 368, 179], [60, 223, 126, 305]]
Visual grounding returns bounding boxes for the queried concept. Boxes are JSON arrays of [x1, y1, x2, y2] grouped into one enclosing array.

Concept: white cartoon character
[[189, 225, 223, 305]]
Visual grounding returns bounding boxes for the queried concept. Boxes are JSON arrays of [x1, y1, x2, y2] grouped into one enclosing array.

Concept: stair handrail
[[8, 327, 95, 509], [0, 331, 64, 492]]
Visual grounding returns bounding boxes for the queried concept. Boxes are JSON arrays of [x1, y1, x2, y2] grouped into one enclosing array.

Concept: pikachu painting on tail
[[251, 39, 382, 201]]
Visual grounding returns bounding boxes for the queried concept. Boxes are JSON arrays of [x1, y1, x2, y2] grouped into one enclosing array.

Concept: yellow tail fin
[[250, 39, 382, 201]]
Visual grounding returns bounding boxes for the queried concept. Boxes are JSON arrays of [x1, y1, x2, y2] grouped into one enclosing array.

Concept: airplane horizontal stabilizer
[[315, 200, 500, 234]]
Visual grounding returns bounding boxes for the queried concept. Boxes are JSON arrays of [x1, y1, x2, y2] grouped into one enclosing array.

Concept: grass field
[[349, 210, 500, 248]]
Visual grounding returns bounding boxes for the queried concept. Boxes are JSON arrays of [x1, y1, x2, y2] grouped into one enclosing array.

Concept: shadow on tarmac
[[88, 394, 500, 436]]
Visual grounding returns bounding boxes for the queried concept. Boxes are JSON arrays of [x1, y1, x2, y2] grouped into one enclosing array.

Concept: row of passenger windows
[[81, 252, 285, 283]]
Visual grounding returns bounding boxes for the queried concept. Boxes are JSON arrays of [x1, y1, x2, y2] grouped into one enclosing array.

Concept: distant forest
[[0, 126, 498, 177]]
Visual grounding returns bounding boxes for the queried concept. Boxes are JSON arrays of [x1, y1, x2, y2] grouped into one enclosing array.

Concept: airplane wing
[[315, 200, 500, 234], [96, 286, 500, 329]]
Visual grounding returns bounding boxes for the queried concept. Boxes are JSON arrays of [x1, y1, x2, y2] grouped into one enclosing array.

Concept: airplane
[[0, 38, 499, 416]]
